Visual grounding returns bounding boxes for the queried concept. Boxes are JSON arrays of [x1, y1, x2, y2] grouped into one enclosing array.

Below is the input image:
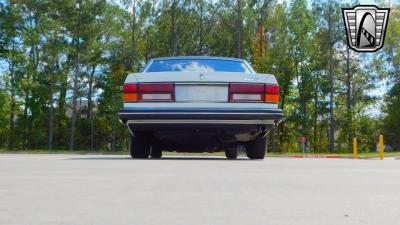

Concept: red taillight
[[139, 83, 174, 93], [138, 83, 174, 102], [265, 84, 279, 103], [123, 83, 137, 93], [229, 83, 264, 102], [228, 83, 279, 103], [123, 83, 174, 102], [229, 83, 264, 93], [123, 83, 138, 102], [265, 85, 279, 94]]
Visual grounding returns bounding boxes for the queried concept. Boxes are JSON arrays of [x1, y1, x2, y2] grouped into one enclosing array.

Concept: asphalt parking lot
[[0, 154, 399, 225]]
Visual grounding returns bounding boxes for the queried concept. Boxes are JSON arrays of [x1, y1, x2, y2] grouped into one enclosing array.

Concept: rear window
[[145, 59, 252, 73]]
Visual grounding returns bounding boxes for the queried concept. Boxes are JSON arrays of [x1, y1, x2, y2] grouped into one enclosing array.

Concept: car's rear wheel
[[245, 136, 266, 159], [150, 144, 162, 159], [129, 132, 151, 159], [225, 147, 238, 159]]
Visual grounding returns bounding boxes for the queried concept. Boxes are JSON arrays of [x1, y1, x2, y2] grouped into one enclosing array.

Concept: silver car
[[119, 56, 284, 159]]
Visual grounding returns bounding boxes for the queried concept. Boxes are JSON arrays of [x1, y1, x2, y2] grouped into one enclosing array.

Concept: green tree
[[382, 5, 400, 149]]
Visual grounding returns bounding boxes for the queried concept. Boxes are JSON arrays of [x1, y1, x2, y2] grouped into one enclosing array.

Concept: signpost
[[353, 138, 358, 159], [379, 135, 384, 160]]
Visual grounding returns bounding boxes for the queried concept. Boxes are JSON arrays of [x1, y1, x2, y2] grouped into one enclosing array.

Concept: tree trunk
[[296, 62, 307, 151], [55, 26, 69, 148], [25, 12, 40, 149], [236, 0, 242, 58], [9, 91, 15, 150], [144, 36, 153, 61], [111, 126, 116, 152], [24, 18, 34, 150], [23, 87, 29, 149], [8, 51, 15, 150], [197, 0, 204, 55], [130, 0, 136, 71], [328, 11, 335, 152], [48, 63, 56, 150], [88, 65, 96, 151], [313, 73, 319, 152], [345, 44, 352, 147], [57, 64, 68, 147], [170, 0, 177, 56], [278, 82, 289, 146], [48, 31, 59, 150], [69, 1, 82, 151]]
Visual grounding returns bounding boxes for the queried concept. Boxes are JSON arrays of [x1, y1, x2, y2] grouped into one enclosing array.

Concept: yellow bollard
[[353, 138, 358, 159], [379, 135, 384, 160]]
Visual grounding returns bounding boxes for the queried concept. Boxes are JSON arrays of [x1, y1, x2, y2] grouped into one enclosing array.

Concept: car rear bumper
[[119, 107, 284, 125]]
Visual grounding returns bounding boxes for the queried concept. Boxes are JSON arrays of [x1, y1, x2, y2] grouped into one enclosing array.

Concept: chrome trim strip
[[120, 112, 281, 115], [123, 103, 279, 109], [174, 82, 229, 85], [127, 120, 274, 124], [142, 59, 153, 72]]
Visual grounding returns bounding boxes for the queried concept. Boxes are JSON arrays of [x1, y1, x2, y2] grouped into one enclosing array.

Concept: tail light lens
[[123, 83, 174, 102], [123, 83, 138, 102], [139, 83, 174, 101], [229, 83, 264, 102], [124, 82, 278, 103], [229, 83, 279, 103], [265, 85, 279, 103]]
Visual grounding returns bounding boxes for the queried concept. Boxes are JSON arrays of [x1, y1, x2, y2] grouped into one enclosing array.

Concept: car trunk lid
[[124, 71, 278, 103]]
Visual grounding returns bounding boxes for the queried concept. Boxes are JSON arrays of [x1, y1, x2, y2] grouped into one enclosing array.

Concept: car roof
[[150, 56, 246, 62]]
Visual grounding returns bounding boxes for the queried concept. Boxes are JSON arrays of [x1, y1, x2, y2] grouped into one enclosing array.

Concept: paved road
[[0, 154, 399, 225]]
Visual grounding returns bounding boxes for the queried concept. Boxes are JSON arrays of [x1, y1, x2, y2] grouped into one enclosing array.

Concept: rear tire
[[150, 144, 162, 159], [129, 132, 151, 159], [245, 136, 267, 159], [225, 148, 238, 159]]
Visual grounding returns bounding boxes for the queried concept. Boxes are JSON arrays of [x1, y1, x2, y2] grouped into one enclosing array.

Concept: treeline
[[0, 0, 399, 152]]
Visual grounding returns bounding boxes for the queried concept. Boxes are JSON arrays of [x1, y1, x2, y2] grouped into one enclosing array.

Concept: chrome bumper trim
[[120, 112, 279, 115], [127, 120, 274, 125]]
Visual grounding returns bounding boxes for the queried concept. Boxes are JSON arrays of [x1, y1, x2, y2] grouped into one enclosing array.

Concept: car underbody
[[127, 125, 273, 153]]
